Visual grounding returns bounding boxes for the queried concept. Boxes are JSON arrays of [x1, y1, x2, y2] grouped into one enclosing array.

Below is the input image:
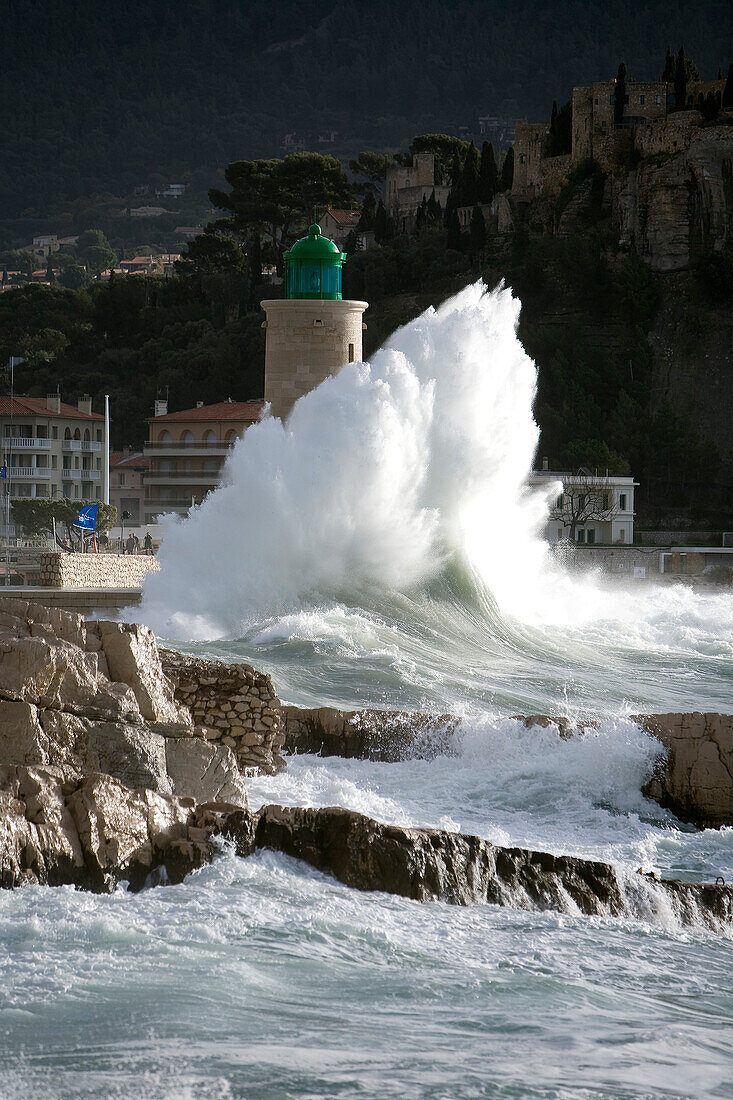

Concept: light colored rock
[[0, 632, 139, 721], [637, 712, 733, 827], [165, 739, 248, 806], [97, 620, 190, 728]]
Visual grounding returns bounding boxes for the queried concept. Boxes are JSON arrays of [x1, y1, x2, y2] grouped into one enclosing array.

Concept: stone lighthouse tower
[[261, 223, 368, 420]]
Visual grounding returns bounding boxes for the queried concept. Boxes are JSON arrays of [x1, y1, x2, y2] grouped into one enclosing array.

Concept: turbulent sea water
[[2, 284, 733, 1098]]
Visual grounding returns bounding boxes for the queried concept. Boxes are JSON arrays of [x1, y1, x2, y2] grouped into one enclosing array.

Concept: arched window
[[159, 430, 172, 443], [225, 430, 238, 445], [83, 428, 90, 442], [204, 430, 217, 446], [73, 427, 81, 440], [64, 427, 72, 440], [182, 430, 194, 446]]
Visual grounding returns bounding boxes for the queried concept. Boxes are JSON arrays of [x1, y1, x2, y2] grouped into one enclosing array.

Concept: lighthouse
[[261, 223, 368, 420]]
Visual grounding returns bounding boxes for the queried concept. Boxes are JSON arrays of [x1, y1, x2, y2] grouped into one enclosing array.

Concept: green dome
[[286, 223, 343, 260], [283, 223, 346, 300]]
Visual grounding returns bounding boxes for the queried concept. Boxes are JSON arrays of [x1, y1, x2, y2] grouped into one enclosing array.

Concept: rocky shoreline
[[0, 596, 731, 930]]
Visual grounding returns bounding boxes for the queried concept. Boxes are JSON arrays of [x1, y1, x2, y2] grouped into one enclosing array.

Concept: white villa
[[530, 468, 638, 545]]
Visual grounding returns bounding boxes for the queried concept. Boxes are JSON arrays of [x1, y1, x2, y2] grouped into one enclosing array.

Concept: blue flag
[[73, 504, 98, 531], [0, 466, 6, 479]]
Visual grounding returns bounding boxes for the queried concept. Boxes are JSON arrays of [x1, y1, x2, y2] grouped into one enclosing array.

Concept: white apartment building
[[530, 469, 637, 545], [1, 394, 109, 533]]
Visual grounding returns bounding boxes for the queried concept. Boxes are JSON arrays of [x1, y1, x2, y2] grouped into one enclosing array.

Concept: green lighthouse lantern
[[283, 223, 345, 300]]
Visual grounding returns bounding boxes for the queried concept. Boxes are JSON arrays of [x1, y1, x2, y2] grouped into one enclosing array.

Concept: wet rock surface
[[636, 712, 733, 829], [4, 773, 728, 933], [283, 704, 733, 829], [225, 805, 732, 932], [282, 706, 460, 760]]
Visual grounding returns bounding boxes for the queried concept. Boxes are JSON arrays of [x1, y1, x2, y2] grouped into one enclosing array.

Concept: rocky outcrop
[[282, 704, 733, 829], [0, 597, 254, 806], [637, 712, 733, 828], [617, 122, 733, 272], [0, 765, 216, 891], [161, 650, 285, 774], [3, 773, 729, 932], [223, 805, 732, 932], [283, 708, 595, 759], [281, 706, 459, 761]]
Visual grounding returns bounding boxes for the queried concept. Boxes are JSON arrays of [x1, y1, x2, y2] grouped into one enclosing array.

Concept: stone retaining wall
[[161, 650, 285, 775], [39, 552, 159, 588]]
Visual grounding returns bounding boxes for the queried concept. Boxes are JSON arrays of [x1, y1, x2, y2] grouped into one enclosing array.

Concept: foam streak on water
[[8, 282, 733, 1096]]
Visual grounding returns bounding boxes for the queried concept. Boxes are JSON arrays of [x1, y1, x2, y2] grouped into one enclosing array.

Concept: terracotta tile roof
[[110, 450, 149, 469], [323, 207, 361, 227], [0, 396, 103, 420], [147, 399, 265, 423]]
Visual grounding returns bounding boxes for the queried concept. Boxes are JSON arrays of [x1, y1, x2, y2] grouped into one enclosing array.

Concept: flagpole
[[103, 394, 110, 505]]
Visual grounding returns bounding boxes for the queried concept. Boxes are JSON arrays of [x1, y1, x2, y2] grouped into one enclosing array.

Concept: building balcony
[[62, 468, 101, 481], [62, 439, 103, 452], [144, 471, 221, 485], [144, 498, 202, 509], [144, 441, 235, 456], [10, 466, 52, 479], [1, 437, 51, 450]]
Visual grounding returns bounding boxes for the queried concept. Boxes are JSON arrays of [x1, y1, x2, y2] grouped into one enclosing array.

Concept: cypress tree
[[674, 47, 688, 108], [724, 63, 733, 110], [374, 200, 388, 244], [358, 190, 376, 230], [478, 141, 498, 202], [415, 195, 428, 232], [499, 147, 514, 192], [469, 205, 486, 257], [427, 189, 442, 225], [444, 192, 462, 250], [614, 62, 627, 124], [460, 141, 480, 206], [449, 152, 463, 204]]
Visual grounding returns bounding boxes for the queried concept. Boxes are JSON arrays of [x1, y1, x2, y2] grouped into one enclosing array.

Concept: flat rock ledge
[[1, 770, 730, 933]]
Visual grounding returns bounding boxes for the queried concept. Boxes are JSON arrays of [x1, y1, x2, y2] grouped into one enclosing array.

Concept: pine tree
[[674, 46, 688, 108], [478, 141, 498, 203], [614, 62, 627, 124], [469, 205, 486, 256], [460, 141, 480, 206], [499, 147, 514, 192], [661, 46, 675, 81]]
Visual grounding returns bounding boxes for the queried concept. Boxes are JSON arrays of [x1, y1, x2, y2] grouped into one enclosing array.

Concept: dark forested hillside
[[1, 0, 730, 218]]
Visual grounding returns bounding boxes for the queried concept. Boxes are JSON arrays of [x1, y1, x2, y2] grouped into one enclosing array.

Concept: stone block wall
[[160, 650, 285, 774], [39, 552, 160, 588]]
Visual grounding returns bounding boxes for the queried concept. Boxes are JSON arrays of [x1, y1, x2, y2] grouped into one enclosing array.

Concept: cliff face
[[647, 275, 733, 465], [617, 123, 733, 272]]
